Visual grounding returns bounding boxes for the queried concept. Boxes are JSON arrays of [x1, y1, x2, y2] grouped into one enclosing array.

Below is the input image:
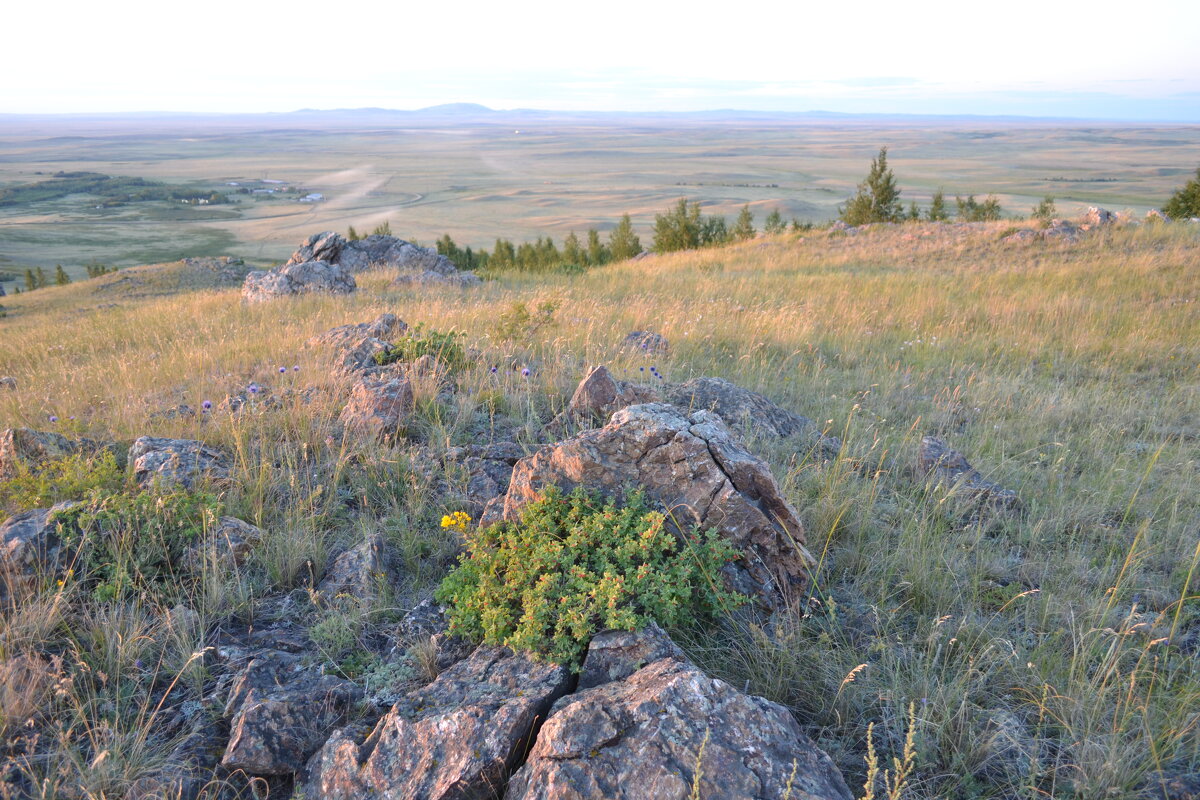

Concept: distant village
[[220, 178, 324, 204]]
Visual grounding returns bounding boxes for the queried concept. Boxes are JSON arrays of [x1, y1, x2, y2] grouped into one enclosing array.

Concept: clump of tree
[[436, 234, 488, 270], [1031, 196, 1057, 226], [926, 189, 949, 221], [840, 147, 904, 225], [54, 266, 70, 286], [85, 261, 116, 278], [1163, 165, 1200, 219], [23, 267, 49, 291], [608, 214, 642, 260], [956, 194, 1004, 222]]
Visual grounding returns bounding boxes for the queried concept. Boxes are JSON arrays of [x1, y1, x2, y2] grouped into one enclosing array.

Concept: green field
[[2, 116, 1198, 292]]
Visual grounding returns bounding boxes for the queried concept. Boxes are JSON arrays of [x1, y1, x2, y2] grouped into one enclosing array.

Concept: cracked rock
[[486, 403, 813, 607]]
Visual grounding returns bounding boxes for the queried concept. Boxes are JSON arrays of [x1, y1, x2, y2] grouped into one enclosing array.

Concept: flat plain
[[2, 113, 1199, 290]]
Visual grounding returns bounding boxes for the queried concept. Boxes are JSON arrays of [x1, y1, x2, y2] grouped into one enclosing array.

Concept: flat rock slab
[[128, 436, 232, 490]]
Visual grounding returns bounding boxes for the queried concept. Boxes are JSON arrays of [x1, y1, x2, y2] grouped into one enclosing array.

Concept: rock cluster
[[918, 435, 1021, 518], [243, 260, 356, 303], [285, 231, 481, 286], [128, 436, 233, 489]]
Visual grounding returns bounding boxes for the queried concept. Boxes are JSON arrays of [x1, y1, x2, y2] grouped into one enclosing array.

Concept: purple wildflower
[[521, 368, 531, 377], [490, 366, 498, 374], [134, 660, 144, 670], [201, 400, 212, 412], [279, 366, 286, 373], [639, 366, 645, 372], [49, 415, 58, 423], [293, 365, 300, 372], [248, 384, 259, 394]]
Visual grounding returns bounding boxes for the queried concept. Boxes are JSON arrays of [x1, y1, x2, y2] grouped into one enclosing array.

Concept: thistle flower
[[490, 366, 498, 374], [293, 365, 300, 372], [522, 367, 531, 377], [201, 400, 212, 412], [49, 415, 58, 423], [279, 366, 286, 373]]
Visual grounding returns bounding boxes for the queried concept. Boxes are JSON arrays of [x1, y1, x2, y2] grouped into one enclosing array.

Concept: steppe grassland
[[1, 220, 1197, 796], [2, 121, 1198, 288]]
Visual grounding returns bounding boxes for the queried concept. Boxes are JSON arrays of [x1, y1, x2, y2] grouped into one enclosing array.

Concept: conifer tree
[[764, 208, 786, 234], [35, 267, 47, 289], [608, 214, 642, 260], [1163, 165, 1200, 219], [732, 205, 756, 240], [24, 269, 36, 291], [54, 265, 70, 286], [652, 198, 702, 253], [927, 189, 948, 221], [563, 231, 584, 266], [346, 225, 360, 241], [840, 147, 903, 225], [908, 201, 921, 221], [586, 229, 608, 266]]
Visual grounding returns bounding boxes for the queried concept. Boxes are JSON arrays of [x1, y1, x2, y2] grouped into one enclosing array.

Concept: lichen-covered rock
[[338, 376, 414, 439], [667, 376, 838, 453], [621, 330, 669, 354], [242, 260, 356, 303], [556, 365, 660, 427], [489, 403, 813, 607], [181, 516, 263, 572], [391, 269, 482, 288], [439, 440, 528, 513], [317, 534, 390, 601], [285, 232, 456, 274], [307, 314, 408, 351], [0, 377, 15, 391], [222, 651, 360, 776], [506, 656, 853, 800], [1082, 206, 1115, 228], [307, 646, 571, 800], [128, 436, 232, 489], [0, 503, 75, 598], [577, 622, 685, 691], [918, 435, 1021, 517], [0, 428, 118, 481]]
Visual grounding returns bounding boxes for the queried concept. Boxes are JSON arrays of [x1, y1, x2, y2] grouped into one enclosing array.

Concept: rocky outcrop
[[222, 651, 361, 776], [242, 260, 356, 303], [0, 503, 76, 598], [918, 435, 1020, 517], [506, 631, 853, 800], [487, 403, 813, 607], [391, 269, 482, 288], [0, 428, 118, 481], [576, 622, 685, 691], [338, 376, 414, 439], [307, 314, 408, 350], [0, 377, 15, 391], [667, 376, 839, 455], [307, 646, 572, 799], [181, 516, 263, 573], [439, 441, 527, 514], [317, 534, 389, 602], [286, 232, 450, 274], [1082, 206, 1115, 228], [622, 330, 669, 354], [128, 436, 232, 489]]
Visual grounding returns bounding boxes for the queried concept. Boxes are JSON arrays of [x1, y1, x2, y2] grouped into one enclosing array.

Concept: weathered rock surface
[[182, 516, 263, 573], [286, 232, 455, 274], [338, 376, 414, 439], [488, 403, 813, 607], [1146, 209, 1171, 223], [556, 365, 660, 426], [0, 503, 75, 598], [307, 646, 572, 799], [1082, 206, 1115, 228], [128, 436, 232, 489], [317, 534, 389, 601], [182, 255, 251, 285], [441, 441, 527, 513], [577, 622, 685, 691], [621, 330, 669, 354], [0, 428, 118, 481], [918, 435, 1020, 517], [507, 655, 853, 800], [222, 651, 361, 775], [0, 377, 15, 391], [667, 377, 839, 455], [391, 269, 482, 288], [307, 313, 408, 350], [242, 260, 356, 303]]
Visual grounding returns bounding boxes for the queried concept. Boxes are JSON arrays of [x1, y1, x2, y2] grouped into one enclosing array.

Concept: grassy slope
[[1, 220, 1198, 798]]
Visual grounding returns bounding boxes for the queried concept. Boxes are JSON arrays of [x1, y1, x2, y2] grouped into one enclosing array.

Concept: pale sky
[[6, 0, 1200, 120]]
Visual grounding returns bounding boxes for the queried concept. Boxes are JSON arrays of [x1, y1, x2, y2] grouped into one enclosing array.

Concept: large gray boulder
[[506, 633, 853, 800], [667, 377, 837, 450], [242, 260, 356, 303], [486, 403, 813, 608], [306, 646, 572, 799], [286, 232, 462, 275], [128, 436, 232, 489], [306, 314, 408, 351], [0, 502, 76, 598], [338, 376, 414, 439]]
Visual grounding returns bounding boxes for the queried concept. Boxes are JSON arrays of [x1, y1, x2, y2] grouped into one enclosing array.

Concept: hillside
[[1, 220, 1198, 799]]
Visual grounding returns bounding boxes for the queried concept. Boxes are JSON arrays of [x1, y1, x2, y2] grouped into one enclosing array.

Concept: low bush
[[374, 324, 469, 371], [0, 450, 126, 515], [435, 486, 746, 668]]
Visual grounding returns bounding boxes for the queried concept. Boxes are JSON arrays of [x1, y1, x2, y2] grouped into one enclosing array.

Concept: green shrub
[[53, 487, 221, 602], [374, 324, 469, 371], [0, 450, 126, 515], [493, 300, 557, 341], [435, 486, 746, 668]]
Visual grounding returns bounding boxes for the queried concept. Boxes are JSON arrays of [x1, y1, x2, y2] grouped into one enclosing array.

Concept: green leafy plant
[[0, 450, 126, 514], [53, 487, 221, 602], [373, 324, 469, 371], [435, 486, 746, 668], [493, 300, 557, 341]]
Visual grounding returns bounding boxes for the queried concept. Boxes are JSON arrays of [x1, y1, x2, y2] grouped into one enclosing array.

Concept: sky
[[6, 0, 1200, 121]]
